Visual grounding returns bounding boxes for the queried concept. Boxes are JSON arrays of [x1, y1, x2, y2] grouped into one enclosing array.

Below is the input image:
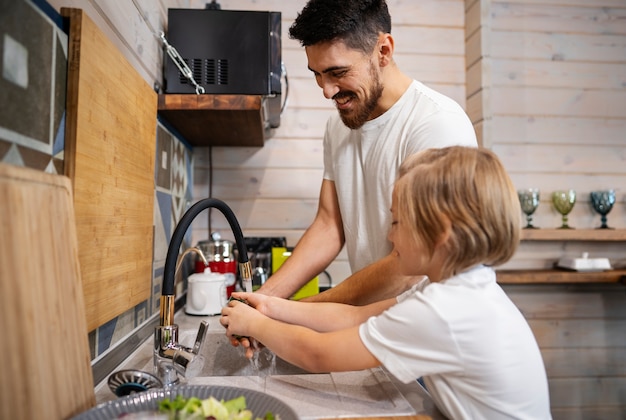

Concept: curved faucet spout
[[160, 198, 252, 327]]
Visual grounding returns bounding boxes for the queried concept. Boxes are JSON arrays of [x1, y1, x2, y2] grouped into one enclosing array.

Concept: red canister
[[196, 238, 237, 297]]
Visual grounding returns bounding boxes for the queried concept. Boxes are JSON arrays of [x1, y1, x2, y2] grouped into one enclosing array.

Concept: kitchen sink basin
[[96, 319, 432, 418], [196, 332, 310, 376], [143, 330, 310, 378]]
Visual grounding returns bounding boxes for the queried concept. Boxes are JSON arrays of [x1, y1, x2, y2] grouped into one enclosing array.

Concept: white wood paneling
[[490, 87, 626, 118], [470, 1, 626, 416], [490, 59, 626, 90], [490, 31, 626, 62], [490, 3, 626, 35]]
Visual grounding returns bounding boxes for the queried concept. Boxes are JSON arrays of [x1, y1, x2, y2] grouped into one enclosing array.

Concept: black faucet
[[154, 198, 252, 386]]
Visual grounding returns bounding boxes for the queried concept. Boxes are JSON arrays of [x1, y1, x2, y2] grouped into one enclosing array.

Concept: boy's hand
[[221, 295, 265, 359]]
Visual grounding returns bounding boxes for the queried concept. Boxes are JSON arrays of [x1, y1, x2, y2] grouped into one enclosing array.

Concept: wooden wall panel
[[490, 3, 626, 35], [491, 87, 626, 118], [490, 31, 626, 62], [542, 348, 626, 377], [469, 1, 626, 415], [490, 59, 626, 90], [195, 168, 324, 199], [506, 283, 626, 416], [491, 116, 626, 145]]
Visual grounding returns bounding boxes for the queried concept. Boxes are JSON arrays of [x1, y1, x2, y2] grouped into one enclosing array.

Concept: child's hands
[[221, 294, 266, 358], [234, 292, 273, 315]]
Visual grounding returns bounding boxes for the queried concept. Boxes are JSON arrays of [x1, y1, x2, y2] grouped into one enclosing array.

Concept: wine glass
[[590, 190, 616, 229], [518, 188, 540, 229], [552, 190, 576, 229]]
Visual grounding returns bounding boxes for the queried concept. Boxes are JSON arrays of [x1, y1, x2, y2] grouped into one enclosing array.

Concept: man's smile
[[333, 92, 355, 109]]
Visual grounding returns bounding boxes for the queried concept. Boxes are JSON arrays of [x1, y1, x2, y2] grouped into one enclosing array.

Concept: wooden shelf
[[520, 228, 626, 241], [506, 229, 626, 284], [497, 269, 626, 284], [158, 94, 270, 147]]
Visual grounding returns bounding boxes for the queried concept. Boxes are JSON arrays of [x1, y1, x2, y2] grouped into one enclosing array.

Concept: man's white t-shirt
[[359, 265, 552, 419], [323, 80, 477, 272]]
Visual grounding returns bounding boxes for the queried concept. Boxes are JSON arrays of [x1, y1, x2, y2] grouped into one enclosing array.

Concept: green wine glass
[[518, 188, 540, 229], [552, 190, 576, 229]]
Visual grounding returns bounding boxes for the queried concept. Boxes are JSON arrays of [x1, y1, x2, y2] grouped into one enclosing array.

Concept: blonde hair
[[395, 146, 521, 280]]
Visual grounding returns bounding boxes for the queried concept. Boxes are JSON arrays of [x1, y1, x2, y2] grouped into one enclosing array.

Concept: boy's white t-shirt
[[323, 80, 477, 272], [359, 265, 552, 420]]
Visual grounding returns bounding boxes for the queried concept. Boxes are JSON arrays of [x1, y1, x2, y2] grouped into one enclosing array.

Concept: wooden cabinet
[[497, 229, 626, 284]]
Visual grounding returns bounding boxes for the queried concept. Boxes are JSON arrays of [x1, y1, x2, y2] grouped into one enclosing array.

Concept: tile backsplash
[[1, 0, 193, 359]]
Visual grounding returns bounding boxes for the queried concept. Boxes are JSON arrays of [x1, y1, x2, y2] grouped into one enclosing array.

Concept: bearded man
[[257, 0, 478, 304]]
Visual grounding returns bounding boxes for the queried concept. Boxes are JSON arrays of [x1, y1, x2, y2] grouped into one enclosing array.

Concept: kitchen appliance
[[240, 237, 287, 290], [272, 247, 319, 300], [185, 269, 229, 316], [196, 236, 237, 297], [164, 8, 282, 128]]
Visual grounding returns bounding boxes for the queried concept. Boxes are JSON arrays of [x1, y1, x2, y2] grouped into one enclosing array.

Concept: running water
[[248, 347, 278, 376]]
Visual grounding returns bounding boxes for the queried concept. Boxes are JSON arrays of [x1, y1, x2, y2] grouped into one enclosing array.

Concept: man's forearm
[[303, 253, 420, 305], [258, 223, 343, 298]]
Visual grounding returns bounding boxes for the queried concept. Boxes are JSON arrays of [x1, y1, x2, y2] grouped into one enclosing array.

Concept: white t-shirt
[[323, 80, 477, 272], [359, 265, 552, 420]]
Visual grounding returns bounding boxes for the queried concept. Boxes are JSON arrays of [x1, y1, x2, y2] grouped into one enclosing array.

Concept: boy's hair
[[395, 146, 521, 280], [289, 0, 391, 54]]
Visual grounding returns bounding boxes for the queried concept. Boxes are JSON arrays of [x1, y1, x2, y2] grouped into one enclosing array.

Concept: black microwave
[[164, 8, 282, 98]]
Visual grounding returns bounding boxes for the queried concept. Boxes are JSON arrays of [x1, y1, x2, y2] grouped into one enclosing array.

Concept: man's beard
[[336, 66, 384, 130]]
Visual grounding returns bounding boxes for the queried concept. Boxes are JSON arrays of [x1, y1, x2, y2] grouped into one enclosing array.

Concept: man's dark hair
[[289, 0, 392, 54]]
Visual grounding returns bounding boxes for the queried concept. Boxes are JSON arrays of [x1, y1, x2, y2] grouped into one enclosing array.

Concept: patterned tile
[[156, 125, 172, 190], [0, 1, 53, 144], [155, 190, 172, 263], [2, 0, 197, 361]]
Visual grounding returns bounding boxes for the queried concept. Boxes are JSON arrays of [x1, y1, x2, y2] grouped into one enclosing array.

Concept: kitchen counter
[[94, 312, 443, 419]]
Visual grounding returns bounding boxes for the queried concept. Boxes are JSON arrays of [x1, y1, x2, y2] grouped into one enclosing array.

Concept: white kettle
[[185, 269, 228, 316]]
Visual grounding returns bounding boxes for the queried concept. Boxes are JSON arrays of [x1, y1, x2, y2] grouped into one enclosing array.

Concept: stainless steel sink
[[196, 332, 310, 376], [95, 319, 433, 418], [138, 329, 309, 379]]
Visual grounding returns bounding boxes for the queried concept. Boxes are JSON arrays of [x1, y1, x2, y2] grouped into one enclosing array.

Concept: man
[[257, 0, 477, 305]]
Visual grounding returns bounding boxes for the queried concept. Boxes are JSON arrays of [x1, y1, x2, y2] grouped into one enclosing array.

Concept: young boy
[[221, 146, 551, 419]]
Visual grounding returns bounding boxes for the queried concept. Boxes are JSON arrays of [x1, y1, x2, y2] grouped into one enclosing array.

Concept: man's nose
[[319, 78, 340, 100]]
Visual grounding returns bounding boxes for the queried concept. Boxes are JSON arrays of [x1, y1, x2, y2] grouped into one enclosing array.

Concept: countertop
[[94, 312, 443, 419]]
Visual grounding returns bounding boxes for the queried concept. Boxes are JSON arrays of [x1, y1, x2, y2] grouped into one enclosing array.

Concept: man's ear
[[378, 33, 394, 67]]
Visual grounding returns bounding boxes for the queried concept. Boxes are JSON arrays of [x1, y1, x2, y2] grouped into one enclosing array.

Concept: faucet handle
[[192, 321, 208, 355], [171, 321, 209, 379]]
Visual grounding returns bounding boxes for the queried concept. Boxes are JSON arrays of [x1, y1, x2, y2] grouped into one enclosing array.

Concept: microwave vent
[[179, 58, 229, 86]]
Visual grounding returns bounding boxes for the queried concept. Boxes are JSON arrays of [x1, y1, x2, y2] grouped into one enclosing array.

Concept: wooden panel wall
[[192, 0, 470, 285], [506, 283, 626, 419], [466, 0, 626, 272], [467, 1, 626, 417]]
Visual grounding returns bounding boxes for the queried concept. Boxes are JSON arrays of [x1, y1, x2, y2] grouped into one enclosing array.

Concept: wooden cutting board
[[0, 163, 96, 419], [63, 8, 157, 331]]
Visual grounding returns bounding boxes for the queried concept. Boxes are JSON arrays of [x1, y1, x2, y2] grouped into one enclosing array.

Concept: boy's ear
[[436, 215, 452, 247]]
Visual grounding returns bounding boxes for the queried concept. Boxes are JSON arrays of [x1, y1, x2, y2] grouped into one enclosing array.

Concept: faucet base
[[153, 321, 209, 387]]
